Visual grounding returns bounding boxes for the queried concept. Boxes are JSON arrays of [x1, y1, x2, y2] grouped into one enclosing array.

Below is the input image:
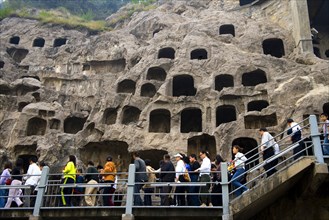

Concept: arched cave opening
[[262, 38, 285, 58], [81, 141, 129, 172], [9, 36, 20, 45], [242, 69, 267, 86], [141, 83, 156, 97], [215, 74, 234, 92], [158, 47, 175, 59], [181, 108, 202, 133], [49, 119, 60, 130], [0, 84, 10, 95], [64, 116, 86, 134], [146, 67, 167, 81], [149, 109, 171, 133], [0, 61, 4, 69], [244, 113, 278, 129], [117, 79, 136, 94], [6, 48, 29, 63], [137, 149, 168, 169], [18, 154, 38, 174], [103, 108, 117, 125], [247, 100, 269, 112], [216, 105, 237, 126], [122, 106, 141, 125], [232, 137, 259, 170], [26, 117, 47, 136], [53, 38, 67, 47], [33, 38, 45, 47], [18, 102, 28, 112], [173, 75, 196, 97], [188, 134, 216, 161], [219, 24, 235, 37], [13, 144, 38, 173], [191, 49, 208, 60]]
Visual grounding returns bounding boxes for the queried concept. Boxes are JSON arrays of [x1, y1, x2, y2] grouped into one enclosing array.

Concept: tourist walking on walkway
[[159, 154, 175, 206], [5, 158, 24, 208], [231, 145, 249, 197], [61, 155, 76, 206], [188, 154, 200, 206], [211, 155, 224, 206], [194, 151, 211, 207], [23, 157, 41, 207], [101, 156, 116, 206], [259, 128, 278, 177], [174, 153, 187, 206], [320, 113, 329, 155], [287, 119, 305, 159], [0, 161, 12, 207], [132, 152, 148, 206], [84, 161, 99, 206], [143, 159, 156, 206]]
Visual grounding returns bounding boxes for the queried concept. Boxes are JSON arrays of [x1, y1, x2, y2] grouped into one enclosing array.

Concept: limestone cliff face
[[0, 0, 328, 171]]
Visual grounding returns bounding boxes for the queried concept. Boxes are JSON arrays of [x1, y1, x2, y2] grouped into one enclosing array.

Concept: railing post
[[31, 166, 49, 218], [122, 164, 135, 220], [309, 115, 324, 163], [221, 162, 231, 220]]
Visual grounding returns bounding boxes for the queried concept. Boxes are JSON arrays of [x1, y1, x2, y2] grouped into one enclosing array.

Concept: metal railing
[[0, 115, 327, 219]]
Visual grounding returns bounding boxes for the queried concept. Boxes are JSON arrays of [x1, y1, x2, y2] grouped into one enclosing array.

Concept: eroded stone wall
[[0, 0, 328, 171]]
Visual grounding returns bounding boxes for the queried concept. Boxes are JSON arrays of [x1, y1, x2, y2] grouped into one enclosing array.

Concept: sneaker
[[200, 203, 207, 207], [208, 203, 213, 207]]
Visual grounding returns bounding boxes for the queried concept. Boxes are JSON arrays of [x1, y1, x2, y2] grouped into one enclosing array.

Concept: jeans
[[322, 136, 329, 155], [0, 188, 8, 207], [134, 183, 144, 206], [231, 168, 248, 197]]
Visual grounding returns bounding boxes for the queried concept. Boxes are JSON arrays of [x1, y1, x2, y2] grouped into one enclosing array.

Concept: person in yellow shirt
[[61, 155, 76, 206]]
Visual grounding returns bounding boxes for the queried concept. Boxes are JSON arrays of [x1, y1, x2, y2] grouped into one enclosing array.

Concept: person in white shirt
[[287, 118, 305, 160], [23, 157, 41, 207], [174, 153, 186, 206], [259, 128, 278, 177], [194, 151, 212, 207], [231, 145, 249, 196]]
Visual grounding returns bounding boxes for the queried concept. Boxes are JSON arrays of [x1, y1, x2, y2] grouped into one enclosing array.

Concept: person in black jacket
[[187, 154, 200, 206], [159, 154, 175, 206]]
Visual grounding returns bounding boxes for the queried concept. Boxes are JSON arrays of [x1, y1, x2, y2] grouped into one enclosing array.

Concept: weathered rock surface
[[0, 0, 328, 171]]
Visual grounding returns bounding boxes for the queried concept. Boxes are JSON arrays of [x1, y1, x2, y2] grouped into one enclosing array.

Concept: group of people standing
[[0, 157, 45, 208], [1, 114, 328, 208]]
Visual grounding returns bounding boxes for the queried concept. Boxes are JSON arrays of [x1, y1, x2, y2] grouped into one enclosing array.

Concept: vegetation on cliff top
[[0, 0, 158, 31]]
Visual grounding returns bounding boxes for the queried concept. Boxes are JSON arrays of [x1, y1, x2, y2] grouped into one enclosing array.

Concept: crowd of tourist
[[0, 114, 328, 208]]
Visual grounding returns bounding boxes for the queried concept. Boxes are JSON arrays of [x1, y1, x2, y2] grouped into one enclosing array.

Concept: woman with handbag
[[0, 161, 12, 207]]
